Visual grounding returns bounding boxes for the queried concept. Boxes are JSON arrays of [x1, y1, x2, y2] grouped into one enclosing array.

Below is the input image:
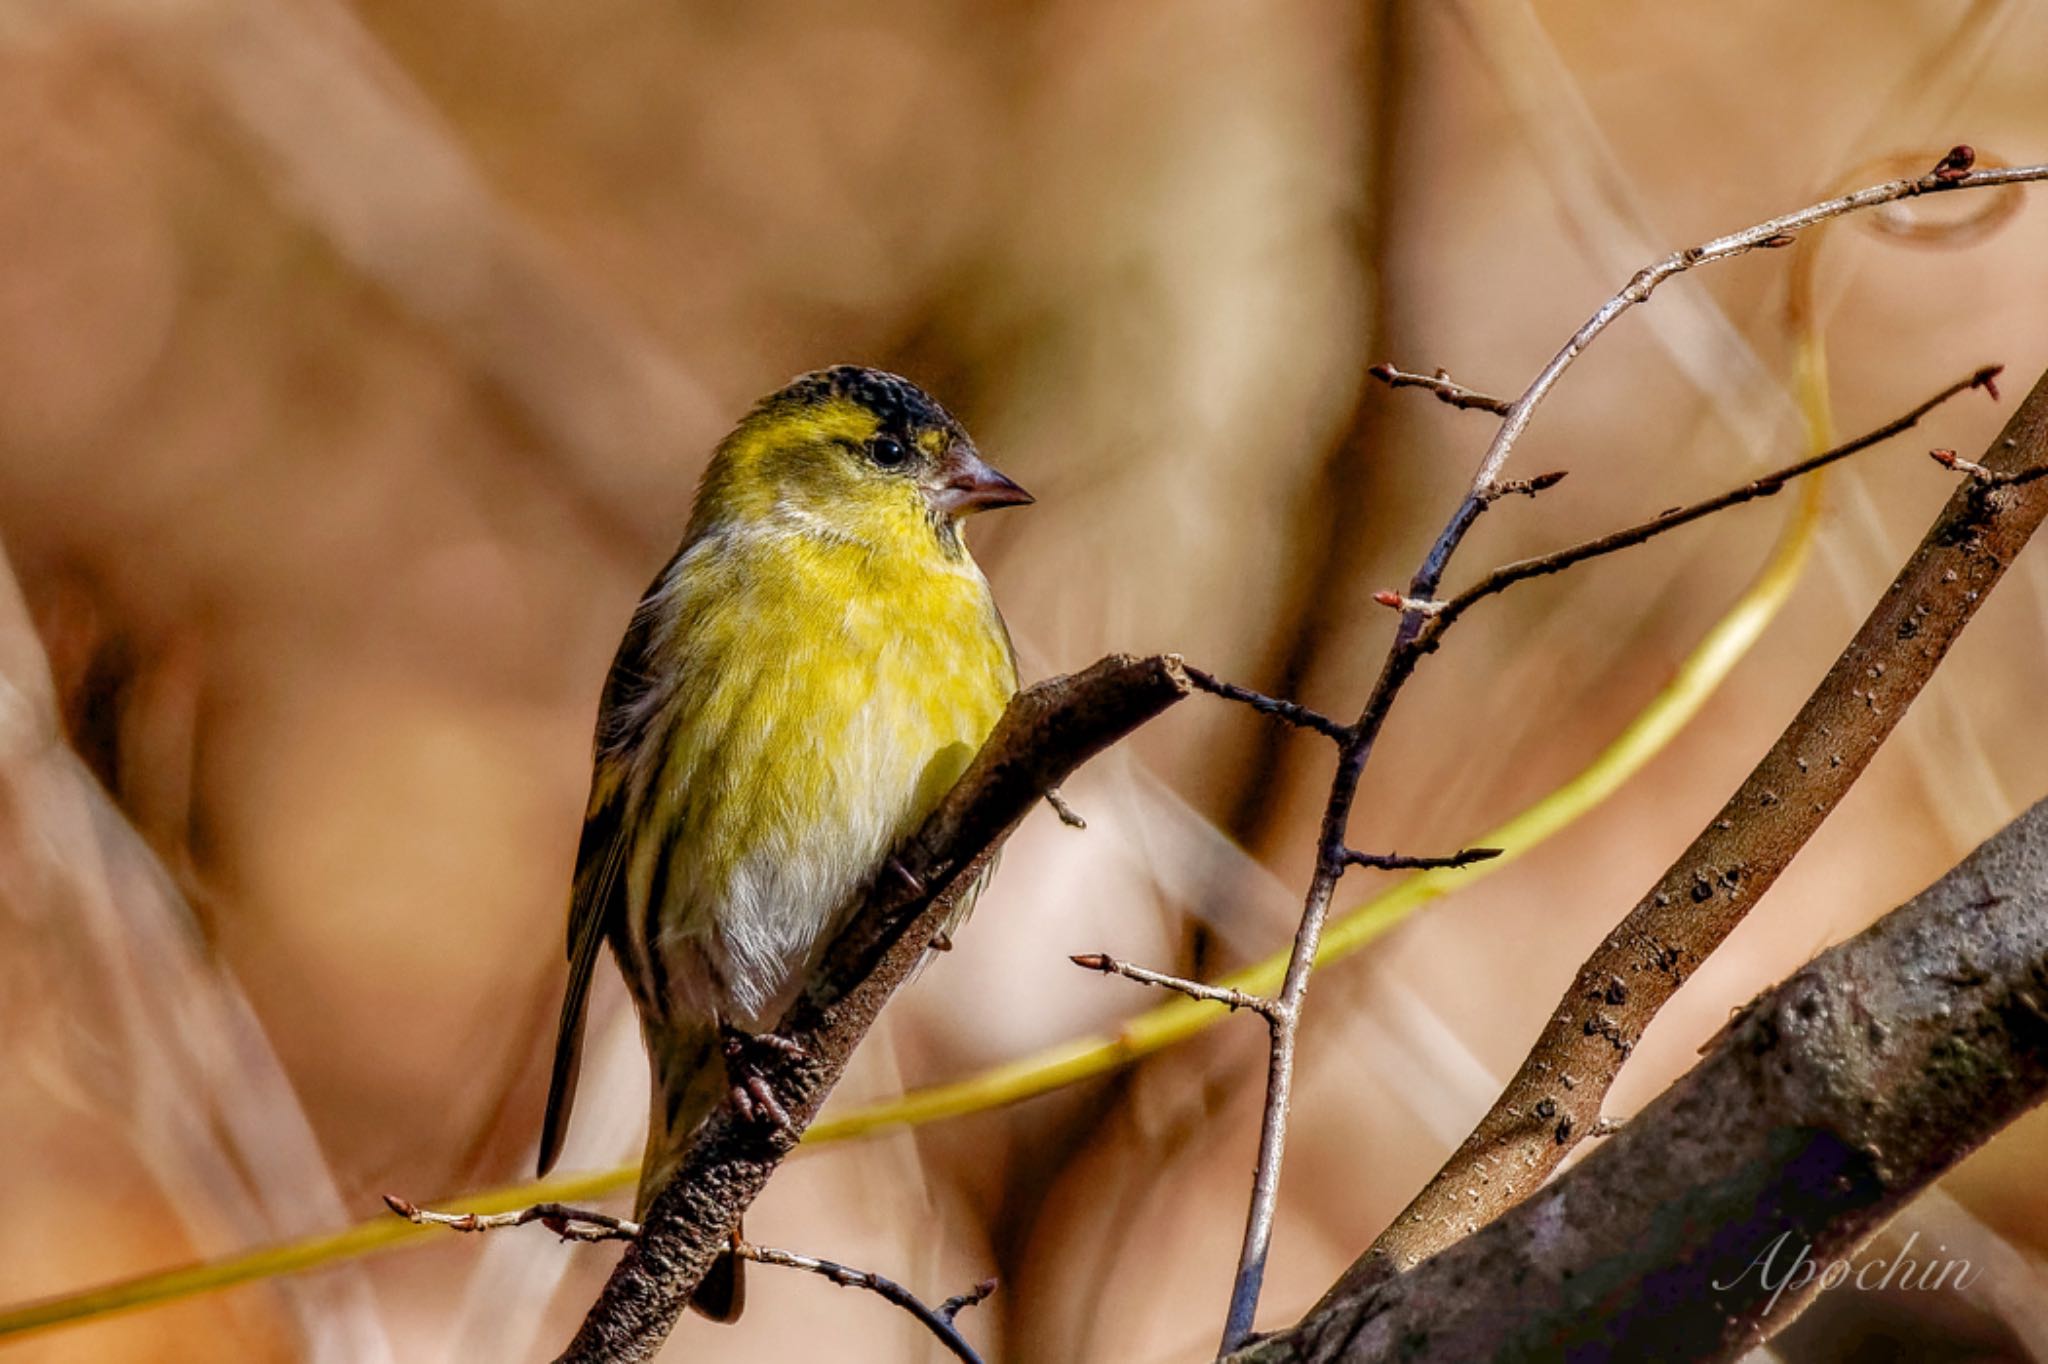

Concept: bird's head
[[694, 366, 1031, 557]]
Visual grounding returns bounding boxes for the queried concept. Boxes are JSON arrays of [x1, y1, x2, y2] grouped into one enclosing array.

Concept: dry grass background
[[4, 1, 2048, 1360]]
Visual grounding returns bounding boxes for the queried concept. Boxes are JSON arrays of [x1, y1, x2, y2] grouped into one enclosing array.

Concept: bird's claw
[[730, 1074, 794, 1131], [885, 854, 926, 897], [717, 1017, 805, 1132]]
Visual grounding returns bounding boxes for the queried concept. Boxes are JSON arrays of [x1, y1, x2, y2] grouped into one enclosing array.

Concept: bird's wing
[[535, 764, 631, 1176], [537, 571, 675, 1177]]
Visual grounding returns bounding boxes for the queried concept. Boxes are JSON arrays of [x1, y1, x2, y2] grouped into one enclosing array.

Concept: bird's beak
[[930, 447, 1034, 517]]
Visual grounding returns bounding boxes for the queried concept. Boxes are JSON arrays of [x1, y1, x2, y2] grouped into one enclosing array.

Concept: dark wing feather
[[536, 562, 676, 1176], [536, 772, 632, 1175]]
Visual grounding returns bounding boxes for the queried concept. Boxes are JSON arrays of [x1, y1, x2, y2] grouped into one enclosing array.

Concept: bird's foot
[[717, 1017, 806, 1133], [730, 1074, 792, 1130]]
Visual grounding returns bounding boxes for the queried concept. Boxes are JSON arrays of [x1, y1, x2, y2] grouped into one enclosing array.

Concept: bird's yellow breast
[[628, 514, 1014, 1024]]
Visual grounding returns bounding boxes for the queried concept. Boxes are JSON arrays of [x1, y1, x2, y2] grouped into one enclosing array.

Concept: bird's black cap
[[772, 365, 967, 445]]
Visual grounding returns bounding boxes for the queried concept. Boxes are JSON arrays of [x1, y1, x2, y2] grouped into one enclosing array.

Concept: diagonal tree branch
[[552, 654, 1190, 1363], [1228, 791, 2048, 1364], [1352, 357, 2048, 1284]]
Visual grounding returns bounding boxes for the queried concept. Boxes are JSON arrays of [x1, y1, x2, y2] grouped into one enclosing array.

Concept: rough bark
[[1230, 793, 2048, 1363]]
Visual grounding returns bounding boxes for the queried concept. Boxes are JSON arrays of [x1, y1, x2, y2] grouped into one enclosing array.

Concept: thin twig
[[1185, 665, 1351, 743], [1070, 953, 1283, 1020], [1453, 150, 2041, 512], [1414, 366, 2002, 650], [937, 1279, 1002, 1324], [1211, 150, 2048, 1354], [736, 1243, 994, 1364], [382, 1195, 638, 1243], [384, 1197, 996, 1362], [1931, 445, 2048, 487], [1045, 788, 1088, 828], [1366, 362, 1514, 415], [1339, 847, 1502, 872]]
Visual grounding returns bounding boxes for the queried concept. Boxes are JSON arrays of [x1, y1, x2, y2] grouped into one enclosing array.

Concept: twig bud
[[1931, 144, 1976, 182]]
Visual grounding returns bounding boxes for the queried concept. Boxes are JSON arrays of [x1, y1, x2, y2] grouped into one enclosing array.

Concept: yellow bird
[[536, 366, 1030, 1321]]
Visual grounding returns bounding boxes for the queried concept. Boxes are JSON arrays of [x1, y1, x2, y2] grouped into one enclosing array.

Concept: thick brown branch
[[1230, 794, 2048, 1363], [552, 654, 1189, 1363], [1354, 360, 2048, 1281], [1416, 366, 2001, 650]]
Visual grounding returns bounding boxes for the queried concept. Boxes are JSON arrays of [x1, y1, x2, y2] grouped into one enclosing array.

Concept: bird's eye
[[868, 435, 909, 468]]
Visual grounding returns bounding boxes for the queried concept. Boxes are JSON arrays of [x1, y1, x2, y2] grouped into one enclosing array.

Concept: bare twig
[[386, 1195, 991, 1363], [1414, 367, 2001, 650], [1366, 363, 1514, 415], [937, 1278, 1001, 1323], [1185, 665, 1351, 743], [556, 654, 1189, 1363], [1450, 150, 2043, 513], [1931, 445, 2048, 487], [1069, 953, 1282, 1019], [383, 1195, 637, 1244], [1231, 795, 2048, 1363], [1211, 152, 2048, 1353], [1338, 847, 1502, 872], [1349, 360, 2048, 1285], [736, 1243, 994, 1364]]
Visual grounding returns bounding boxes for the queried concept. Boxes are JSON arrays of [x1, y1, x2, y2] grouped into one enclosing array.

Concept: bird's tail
[[638, 1019, 746, 1322]]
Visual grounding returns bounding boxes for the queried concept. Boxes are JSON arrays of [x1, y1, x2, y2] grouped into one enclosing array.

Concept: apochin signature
[[1715, 1230, 1980, 1314]]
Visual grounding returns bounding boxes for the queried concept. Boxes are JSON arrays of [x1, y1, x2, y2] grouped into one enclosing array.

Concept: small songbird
[[536, 366, 1030, 1321]]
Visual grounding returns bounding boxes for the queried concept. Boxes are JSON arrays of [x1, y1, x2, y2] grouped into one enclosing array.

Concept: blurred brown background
[[5, 1, 2048, 1360]]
